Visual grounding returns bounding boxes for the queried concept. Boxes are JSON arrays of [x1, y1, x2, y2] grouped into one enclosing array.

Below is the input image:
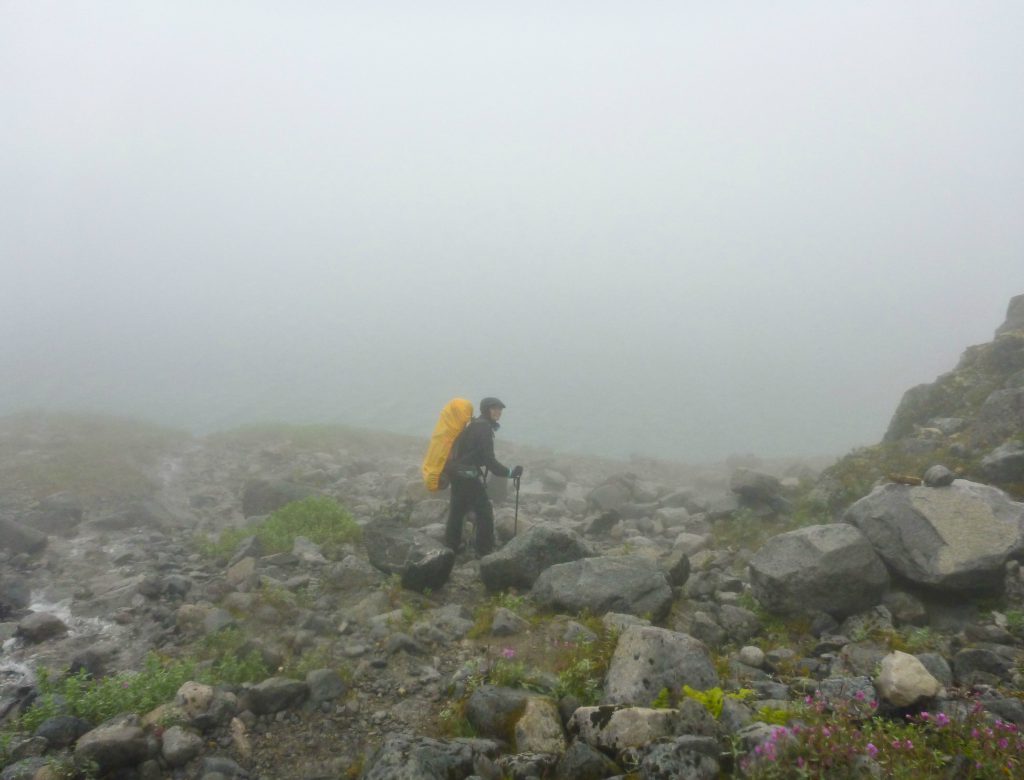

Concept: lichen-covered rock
[[514, 697, 566, 754], [604, 625, 718, 706], [570, 706, 680, 752]]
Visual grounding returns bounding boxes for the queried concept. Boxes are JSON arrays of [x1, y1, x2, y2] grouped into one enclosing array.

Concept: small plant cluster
[[681, 685, 755, 718], [552, 629, 618, 705], [199, 496, 361, 561], [9, 649, 270, 737], [742, 691, 1024, 778]]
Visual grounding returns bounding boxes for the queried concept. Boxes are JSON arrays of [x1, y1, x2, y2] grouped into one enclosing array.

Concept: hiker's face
[[489, 407, 503, 422]]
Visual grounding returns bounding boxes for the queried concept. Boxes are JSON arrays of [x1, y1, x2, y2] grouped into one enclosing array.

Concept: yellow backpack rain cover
[[422, 398, 474, 491]]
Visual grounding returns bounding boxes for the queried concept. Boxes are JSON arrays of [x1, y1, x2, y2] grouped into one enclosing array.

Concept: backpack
[[422, 398, 474, 491]]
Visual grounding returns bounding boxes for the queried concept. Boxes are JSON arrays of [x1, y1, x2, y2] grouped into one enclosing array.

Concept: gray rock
[[306, 668, 347, 703], [16, 612, 68, 643], [0, 518, 47, 556], [749, 524, 888, 618], [953, 648, 1015, 686], [730, 469, 782, 504], [875, 651, 942, 707], [0, 758, 48, 780], [554, 740, 622, 779], [360, 732, 499, 780], [34, 715, 91, 749], [843, 480, 1024, 592], [635, 735, 720, 780], [409, 499, 448, 527], [161, 725, 203, 768], [490, 607, 530, 637], [923, 465, 956, 487], [718, 605, 761, 643], [465, 685, 528, 742], [570, 706, 680, 752], [586, 478, 633, 513], [197, 756, 250, 778], [981, 441, 1024, 483], [74, 723, 151, 775], [973, 388, 1024, 449], [531, 555, 674, 621], [479, 524, 593, 591], [363, 519, 455, 592], [244, 677, 309, 715], [604, 625, 718, 706]]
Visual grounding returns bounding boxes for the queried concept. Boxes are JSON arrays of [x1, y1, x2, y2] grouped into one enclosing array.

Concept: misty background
[[3, 1, 1024, 462]]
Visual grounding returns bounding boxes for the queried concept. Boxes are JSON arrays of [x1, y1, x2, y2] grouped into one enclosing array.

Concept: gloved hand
[[510, 465, 524, 479]]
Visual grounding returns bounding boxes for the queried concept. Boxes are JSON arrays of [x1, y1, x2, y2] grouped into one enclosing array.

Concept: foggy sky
[[3, 1, 1024, 461]]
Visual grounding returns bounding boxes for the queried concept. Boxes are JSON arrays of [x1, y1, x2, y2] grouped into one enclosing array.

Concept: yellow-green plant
[[682, 685, 755, 719]]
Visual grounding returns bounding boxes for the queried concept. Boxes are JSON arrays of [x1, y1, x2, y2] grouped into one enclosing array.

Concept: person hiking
[[444, 397, 523, 557]]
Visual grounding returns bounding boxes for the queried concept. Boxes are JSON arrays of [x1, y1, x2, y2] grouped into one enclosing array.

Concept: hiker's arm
[[482, 434, 511, 478]]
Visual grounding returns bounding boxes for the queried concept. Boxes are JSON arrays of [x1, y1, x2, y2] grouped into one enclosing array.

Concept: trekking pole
[[513, 475, 521, 537]]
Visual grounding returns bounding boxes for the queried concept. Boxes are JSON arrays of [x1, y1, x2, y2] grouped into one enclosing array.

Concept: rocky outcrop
[[843, 480, 1024, 592], [748, 524, 889, 617]]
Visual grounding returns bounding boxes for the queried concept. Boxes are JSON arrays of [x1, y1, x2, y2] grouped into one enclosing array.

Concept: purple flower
[[501, 647, 516, 659], [905, 740, 913, 750], [999, 738, 1009, 750], [919, 711, 930, 721], [866, 743, 878, 758], [935, 712, 950, 727], [855, 690, 866, 701]]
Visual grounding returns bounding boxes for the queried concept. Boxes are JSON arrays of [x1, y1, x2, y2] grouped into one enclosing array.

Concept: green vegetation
[[552, 627, 619, 705], [742, 692, 1024, 778], [199, 496, 361, 561], [0, 411, 187, 501], [682, 685, 755, 719], [467, 591, 533, 639], [11, 650, 266, 735]]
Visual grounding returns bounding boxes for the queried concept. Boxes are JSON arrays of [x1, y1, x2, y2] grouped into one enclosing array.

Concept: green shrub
[[682, 685, 755, 719], [553, 628, 619, 705], [201, 496, 360, 561]]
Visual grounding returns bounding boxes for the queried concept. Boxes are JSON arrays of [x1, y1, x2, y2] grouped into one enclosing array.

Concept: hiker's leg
[[471, 482, 496, 556], [445, 479, 471, 550]]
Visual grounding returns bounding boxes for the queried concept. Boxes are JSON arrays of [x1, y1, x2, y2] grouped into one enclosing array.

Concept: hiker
[[444, 397, 523, 556]]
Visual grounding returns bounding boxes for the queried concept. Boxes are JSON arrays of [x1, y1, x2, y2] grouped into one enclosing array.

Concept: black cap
[[479, 397, 506, 415]]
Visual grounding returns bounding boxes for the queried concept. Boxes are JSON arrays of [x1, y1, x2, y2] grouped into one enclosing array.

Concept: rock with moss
[[569, 705, 681, 752], [359, 732, 500, 780]]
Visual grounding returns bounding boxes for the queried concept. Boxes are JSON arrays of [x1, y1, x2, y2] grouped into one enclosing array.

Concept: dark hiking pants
[[445, 476, 495, 556]]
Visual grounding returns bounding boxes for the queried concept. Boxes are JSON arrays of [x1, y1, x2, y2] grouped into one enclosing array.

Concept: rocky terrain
[[1, 295, 1024, 779]]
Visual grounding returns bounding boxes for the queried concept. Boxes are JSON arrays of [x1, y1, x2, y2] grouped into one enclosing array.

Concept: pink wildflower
[[855, 690, 866, 701], [935, 712, 950, 727], [866, 743, 878, 758], [905, 740, 913, 750], [501, 647, 516, 659], [919, 711, 930, 721], [999, 738, 1009, 750]]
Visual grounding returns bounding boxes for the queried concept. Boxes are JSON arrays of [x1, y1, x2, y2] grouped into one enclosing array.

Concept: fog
[[3, 1, 1024, 461]]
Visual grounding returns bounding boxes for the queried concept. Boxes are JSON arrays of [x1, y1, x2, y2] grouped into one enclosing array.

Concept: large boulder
[[479, 524, 593, 591], [586, 477, 633, 513], [531, 555, 674, 621], [748, 524, 889, 618], [843, 480, 1024, 592], [363, 519, 455, 592], [28, 491, 84, 535], [74, 723, 151, 775], [604, 625, 718, 706]]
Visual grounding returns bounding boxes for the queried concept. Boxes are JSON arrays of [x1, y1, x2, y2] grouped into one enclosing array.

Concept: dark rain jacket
[[445, 416, 511, 479]]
